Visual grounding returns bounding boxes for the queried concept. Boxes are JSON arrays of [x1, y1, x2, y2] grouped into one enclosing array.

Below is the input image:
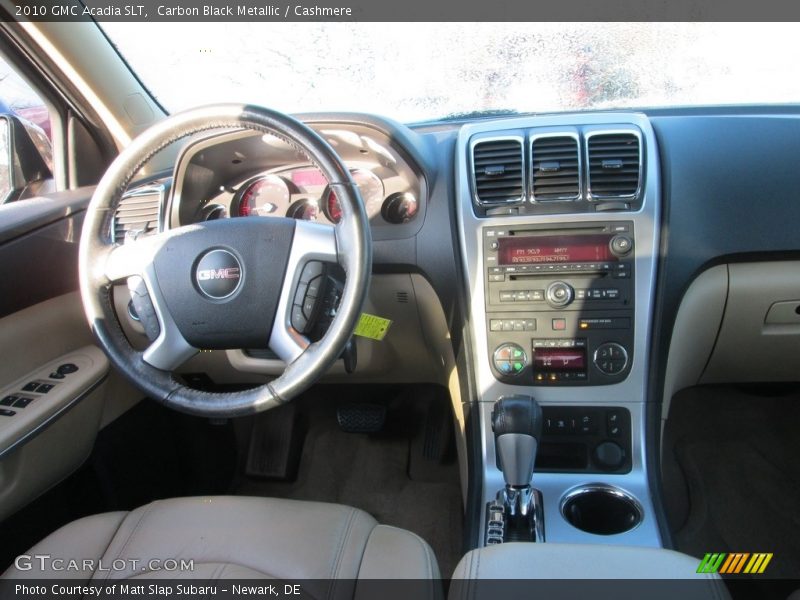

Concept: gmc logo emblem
[[197, 267, 240, 281]]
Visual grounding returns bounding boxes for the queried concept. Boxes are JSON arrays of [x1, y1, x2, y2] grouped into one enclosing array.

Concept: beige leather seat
[[4, 496, 440, 596]]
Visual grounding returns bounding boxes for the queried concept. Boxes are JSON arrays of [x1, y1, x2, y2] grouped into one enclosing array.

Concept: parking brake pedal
[[245, 404, 302, 480], [337, 403, 386, 433]]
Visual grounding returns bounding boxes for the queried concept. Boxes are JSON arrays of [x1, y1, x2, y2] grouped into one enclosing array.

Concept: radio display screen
[[497, 234, 615, 265], [533, 348, 587, 372]]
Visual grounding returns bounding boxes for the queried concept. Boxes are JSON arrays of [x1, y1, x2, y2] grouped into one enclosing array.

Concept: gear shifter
[[489, 395, 545, 543]]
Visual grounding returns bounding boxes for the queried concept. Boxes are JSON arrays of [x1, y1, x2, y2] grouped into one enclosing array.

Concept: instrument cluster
[[198, 164, 418, 226]]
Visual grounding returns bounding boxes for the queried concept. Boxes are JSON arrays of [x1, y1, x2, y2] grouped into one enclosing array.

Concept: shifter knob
[[491, 396, 543, 487]]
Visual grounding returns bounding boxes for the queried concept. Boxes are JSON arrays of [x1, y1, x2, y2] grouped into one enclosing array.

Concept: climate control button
[[493, 343, 527, 376]]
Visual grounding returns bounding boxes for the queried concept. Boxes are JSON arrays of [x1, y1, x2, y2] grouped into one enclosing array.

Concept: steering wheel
[[78, 104, 371, 417]]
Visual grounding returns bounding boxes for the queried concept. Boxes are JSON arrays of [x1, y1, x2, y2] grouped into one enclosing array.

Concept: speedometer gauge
[[235, 175, 290, 217], [322, 168, 384, 223]]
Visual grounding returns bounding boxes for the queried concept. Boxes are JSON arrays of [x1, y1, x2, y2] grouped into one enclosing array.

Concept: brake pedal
[[336, 403, 386, 433]]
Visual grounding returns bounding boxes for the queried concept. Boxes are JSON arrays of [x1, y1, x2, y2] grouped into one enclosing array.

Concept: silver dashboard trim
[[455, 112, 661, 547]]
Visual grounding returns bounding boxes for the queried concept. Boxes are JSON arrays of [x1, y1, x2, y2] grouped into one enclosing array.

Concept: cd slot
[[510, 271, 607, 280], [508, 226, 607, 237]]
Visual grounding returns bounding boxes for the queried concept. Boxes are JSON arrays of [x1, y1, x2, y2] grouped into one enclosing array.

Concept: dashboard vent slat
[[531, 135, 580, 202], [472, 139, 525, 205], [113, 185, 164, 243], [587, 132, 641, 199]]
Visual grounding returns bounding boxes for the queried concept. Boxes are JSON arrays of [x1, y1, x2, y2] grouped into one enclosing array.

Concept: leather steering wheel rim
[[78, 104, 371, 417]]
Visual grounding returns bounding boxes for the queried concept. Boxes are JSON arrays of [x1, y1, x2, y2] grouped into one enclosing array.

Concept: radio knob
[[610, 235, 633, 256], [545, 281, 574, 308]]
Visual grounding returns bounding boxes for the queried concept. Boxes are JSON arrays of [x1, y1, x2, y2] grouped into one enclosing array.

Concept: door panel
[[0, 193, 120, 521]]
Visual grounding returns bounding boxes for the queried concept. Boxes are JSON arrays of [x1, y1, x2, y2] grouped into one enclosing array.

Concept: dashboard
[[101, 106, 800, 552]]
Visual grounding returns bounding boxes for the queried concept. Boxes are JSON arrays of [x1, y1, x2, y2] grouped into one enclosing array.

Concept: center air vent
[[531, 135, 580, 201], [587, 132, 641, 199], [471, 138, 525, 205], [113, 185, 164, 243]]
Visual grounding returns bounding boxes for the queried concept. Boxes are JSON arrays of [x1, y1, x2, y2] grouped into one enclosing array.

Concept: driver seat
[[3, 496, 441, 594]]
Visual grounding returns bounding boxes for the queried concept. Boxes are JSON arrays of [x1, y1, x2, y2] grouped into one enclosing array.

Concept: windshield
[[102, 23, 800, 123]]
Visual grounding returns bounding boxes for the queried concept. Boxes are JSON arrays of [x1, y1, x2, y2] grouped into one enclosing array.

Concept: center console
[[455, 114, 662, 548]]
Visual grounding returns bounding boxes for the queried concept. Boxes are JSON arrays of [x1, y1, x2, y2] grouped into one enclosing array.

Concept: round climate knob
[[593, 342, 629, 375], [493, 343, 527, 377], [545, 281, 574, 308]]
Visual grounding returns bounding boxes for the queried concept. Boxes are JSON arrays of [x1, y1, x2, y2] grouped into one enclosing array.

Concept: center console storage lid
[[451, 543, 727, 588]]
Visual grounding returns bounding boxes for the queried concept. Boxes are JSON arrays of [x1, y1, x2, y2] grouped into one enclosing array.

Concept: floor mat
[[235, 385, 464, 578], [663, 385, 800, 579]]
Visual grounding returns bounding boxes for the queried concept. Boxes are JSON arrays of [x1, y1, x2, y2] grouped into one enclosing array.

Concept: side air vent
[[113, 185, 164, 243], [471, 138, 525, 205], [530, 135, 580, 201], [586, 132, 641, 199]]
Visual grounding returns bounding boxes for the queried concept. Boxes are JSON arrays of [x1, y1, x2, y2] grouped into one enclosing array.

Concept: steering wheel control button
[[493, 343, 527, 376], [0, 396, 18, 406], [194, 248, 243, 300], [12, 397, 34, 409], [306, 277, 322, 298], [610, 235, 633, 256], [292, 262, 330, 334], [545, 281, 574, 308], [593, 342, 629, 375], [291, 306, 307, 332], [294, 282, 308, 305], [299, 261, 324, 283]]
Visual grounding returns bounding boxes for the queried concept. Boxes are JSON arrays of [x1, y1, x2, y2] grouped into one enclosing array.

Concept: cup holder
[[561, 484, 643, 535]]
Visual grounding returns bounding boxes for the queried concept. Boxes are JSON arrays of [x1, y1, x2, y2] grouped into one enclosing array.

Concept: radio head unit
[[484, 221, 635, 386]]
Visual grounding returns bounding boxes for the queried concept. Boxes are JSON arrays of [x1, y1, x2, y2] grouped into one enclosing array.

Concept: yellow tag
[[353, 313, 392, 341]]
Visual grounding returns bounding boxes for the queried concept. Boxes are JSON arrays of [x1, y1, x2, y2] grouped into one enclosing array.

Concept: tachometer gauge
[[286, 199, 319, 221], [234, 174, 290, 217], [322, 168, 384, 223]]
